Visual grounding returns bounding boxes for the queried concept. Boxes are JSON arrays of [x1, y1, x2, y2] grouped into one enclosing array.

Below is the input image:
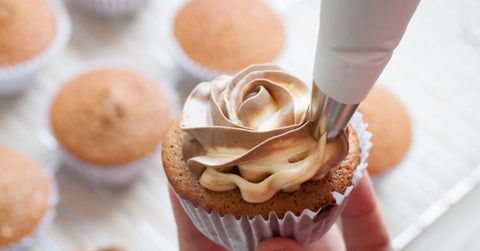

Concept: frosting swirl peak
[[181, 64, 346, 203]]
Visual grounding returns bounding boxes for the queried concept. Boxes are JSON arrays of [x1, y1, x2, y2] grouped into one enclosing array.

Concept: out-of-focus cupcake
[[359, 85, 412, 176], [173, 0, 286, 81], [162, 64, 371, 251], [73, 0, 148, 18], [0, 0, 70, 96], [0, 145, 57, 250], [50, 68, 172, 186]]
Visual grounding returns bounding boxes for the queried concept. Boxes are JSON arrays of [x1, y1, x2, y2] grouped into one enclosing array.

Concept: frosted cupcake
[[173, 0, 285, 81], [0, 145, 57, 250], [50, 68, 172, 186], [73, 0, 147, 18], [162, 64, 371, 250], [0, 0, 70, 96]]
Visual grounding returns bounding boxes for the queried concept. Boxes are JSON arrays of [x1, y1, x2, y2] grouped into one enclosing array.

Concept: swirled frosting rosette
[[181, 64, 349, 203]]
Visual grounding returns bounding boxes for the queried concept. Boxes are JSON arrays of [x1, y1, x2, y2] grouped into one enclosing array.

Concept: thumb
[[255, 237, 303, 251]]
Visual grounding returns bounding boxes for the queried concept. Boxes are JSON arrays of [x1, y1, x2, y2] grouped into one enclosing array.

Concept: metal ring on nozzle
[[310, 82, 359, 140]]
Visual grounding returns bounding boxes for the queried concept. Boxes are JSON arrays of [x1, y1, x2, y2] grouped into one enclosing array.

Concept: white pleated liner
[[0, 0, 71, 96], [1, 169, 59, 251], [171, 36, 227, 83], [176, 112, 372, 251], [60, 147, 159, 187], [74, 0, 147, 18]]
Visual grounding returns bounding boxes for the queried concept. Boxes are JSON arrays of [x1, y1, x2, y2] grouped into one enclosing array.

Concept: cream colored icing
[[181, 64, 347, 203]]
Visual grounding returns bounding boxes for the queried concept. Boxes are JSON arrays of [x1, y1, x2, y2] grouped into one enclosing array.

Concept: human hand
[[169, 172, 393, 251]]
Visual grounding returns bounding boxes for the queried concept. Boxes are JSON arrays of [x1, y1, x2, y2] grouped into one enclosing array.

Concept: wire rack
[[0, 0, 479, 250]]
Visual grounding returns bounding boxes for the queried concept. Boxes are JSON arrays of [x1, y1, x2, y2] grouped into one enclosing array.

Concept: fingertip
[[340, 172, 392, 251], [255, 237, 303, 251], [342, 172, 376, 218]]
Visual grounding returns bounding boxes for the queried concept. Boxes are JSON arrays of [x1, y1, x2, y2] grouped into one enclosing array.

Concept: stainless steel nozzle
[[310, 82, 359, 140]]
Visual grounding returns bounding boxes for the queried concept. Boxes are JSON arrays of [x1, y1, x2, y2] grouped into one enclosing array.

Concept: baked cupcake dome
[[0, 0, 56, 66], [174, 0, 285, 74], [0, 146, 54, 249], [50, 68, 172, 166], [359, 85, 412, 176]]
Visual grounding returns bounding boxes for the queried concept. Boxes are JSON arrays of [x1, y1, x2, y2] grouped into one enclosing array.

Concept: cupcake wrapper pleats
[[74, 0, 147, 18], [60, 147, 158, 187], [171, 36, 227, 82], [175, 112, 372, 251]]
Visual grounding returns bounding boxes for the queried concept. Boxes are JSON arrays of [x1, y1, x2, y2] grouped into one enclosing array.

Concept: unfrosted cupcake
[[73, 0, 147, 18], [0, 0, 70, 96], [173, 0, 285, 81], [162, 64, 371, 251], [50, 68, 172, 186], [359, 85, 412, 176], [0, 145, 57, 250]]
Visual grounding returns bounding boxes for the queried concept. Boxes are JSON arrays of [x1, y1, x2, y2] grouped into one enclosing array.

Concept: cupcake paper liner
[[74, 0, 147, 18], [60, 147, 158, 187], [171, 36, 227, 83], [1, 169, 58, 251], [175, 112, 372, 251], [0, 0, 71, 96]]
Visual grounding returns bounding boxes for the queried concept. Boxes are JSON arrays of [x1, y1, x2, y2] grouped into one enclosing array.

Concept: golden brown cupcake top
[[359, 85, 412, 175], [174, 0, 285, 73], [50, 69, 172, 166], [0, 146, 51, 247], [0, 0, 56, 66]]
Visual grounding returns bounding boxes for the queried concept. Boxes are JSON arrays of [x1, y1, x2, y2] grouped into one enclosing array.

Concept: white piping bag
[[311, 0, 420, 139]]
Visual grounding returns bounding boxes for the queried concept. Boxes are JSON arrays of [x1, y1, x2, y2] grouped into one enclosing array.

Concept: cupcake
[[50, 68, 172, 186], [0, 0, 70, 96], [162, 64, 371, 250], [73, 0, 147, 18], [358, 85, 412, 176], [0, 145, 57, 250], [173, 0, 285, 81]]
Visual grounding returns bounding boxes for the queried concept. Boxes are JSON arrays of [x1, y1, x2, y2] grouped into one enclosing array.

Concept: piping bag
[[311, 0, 420, 140]]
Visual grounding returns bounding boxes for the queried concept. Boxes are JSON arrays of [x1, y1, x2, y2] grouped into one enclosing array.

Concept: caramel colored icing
[[181, 64, 347, 203]]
